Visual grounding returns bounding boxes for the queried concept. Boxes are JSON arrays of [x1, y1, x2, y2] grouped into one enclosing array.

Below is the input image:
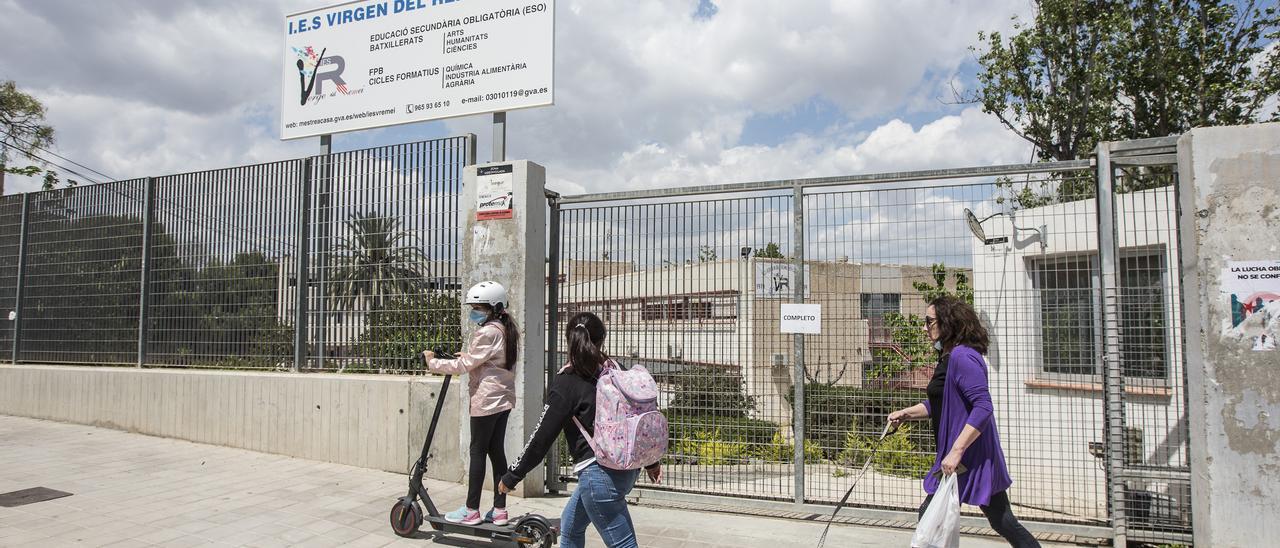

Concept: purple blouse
[[920, 344, 1012, 506]]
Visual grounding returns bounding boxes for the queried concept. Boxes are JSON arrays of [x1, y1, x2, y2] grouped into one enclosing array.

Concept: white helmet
[[465, 281, 507, 309]]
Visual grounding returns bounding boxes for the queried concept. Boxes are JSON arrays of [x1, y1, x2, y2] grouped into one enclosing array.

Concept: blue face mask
[[469, 310, 489, 325]]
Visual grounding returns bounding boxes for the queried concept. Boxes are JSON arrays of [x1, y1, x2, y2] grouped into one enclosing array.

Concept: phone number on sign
[[461, 87, 549, 104]]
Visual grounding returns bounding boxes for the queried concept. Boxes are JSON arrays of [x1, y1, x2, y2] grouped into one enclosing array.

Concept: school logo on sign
[[291, 46, 351, 105], [754, 262, 810, 299]]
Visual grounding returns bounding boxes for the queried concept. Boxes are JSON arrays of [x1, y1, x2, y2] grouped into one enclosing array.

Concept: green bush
[[667, 366, 756, 418], [666, 412, 778, 446], [837, 422, 935, 479], [664, 412, 778, 465], [352, 293, 461, 372], [791, 383, 935, 459], [208, 321, 295, 370], [668, 429, 752, 465], [755, 431, 825, 463]]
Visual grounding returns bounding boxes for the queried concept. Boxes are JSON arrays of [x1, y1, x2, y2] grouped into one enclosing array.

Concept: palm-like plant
[[329, 212, 426, 310]]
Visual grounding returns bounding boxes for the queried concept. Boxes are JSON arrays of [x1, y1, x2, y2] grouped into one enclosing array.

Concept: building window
[[1119, 253, 1169, 379], [861, 293, 901, 319], [1032, 256, 1098, 375], [559, 295, 740, 326], [641, 303, 665, 321], [863, 293, 901, 344], [1031, 252, 1170, 379], [689, 301, 713, 320]]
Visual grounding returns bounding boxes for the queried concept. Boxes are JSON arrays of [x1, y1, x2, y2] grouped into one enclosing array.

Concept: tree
[[970, 0, 1278, 162], [752, 242, 785, 259], [698, 244, 717, 263], [329, 212, 427, 310], [968, 1, 1279, 206], [867, 264, 973, 381], [1, 80, 77, 192], [18, 208, 157, 361], [1116, 1, 1279, 138]]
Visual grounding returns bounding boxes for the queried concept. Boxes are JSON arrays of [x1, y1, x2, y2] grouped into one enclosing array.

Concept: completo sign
[[281, 0, 554, 140], [780, 304, 821, 334]]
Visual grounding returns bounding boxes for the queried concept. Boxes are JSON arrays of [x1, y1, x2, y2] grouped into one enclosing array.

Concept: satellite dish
[[964, 208, 987, 242]]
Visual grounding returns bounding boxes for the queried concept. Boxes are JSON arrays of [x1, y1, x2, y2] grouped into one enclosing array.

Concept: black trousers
[[918, 490, 1040, 548], [467, 410, 510, 510]]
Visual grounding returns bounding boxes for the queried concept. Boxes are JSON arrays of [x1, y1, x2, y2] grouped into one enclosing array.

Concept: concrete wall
[[1177, 122, 1280, 546], [0, 365, 463, 482]]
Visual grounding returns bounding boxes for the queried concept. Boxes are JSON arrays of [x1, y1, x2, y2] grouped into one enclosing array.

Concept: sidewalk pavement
[[0, 415, 1082, 548]]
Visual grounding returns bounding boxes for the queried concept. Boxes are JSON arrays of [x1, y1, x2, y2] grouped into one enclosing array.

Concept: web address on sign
[[285, 108, 397, 128]]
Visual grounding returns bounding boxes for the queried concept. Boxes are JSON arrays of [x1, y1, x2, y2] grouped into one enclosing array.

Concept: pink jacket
[[427, 321, 516, 417]]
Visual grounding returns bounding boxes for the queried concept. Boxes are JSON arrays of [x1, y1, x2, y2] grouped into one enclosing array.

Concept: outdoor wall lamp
[[963, 208, 1048, 251]]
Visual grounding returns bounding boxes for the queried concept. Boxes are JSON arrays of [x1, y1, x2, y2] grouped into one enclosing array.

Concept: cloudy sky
[[1, 0, 1036, 196]]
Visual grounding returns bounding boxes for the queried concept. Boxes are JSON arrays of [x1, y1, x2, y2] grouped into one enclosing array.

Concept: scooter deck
[[423, 515, 561, 540]]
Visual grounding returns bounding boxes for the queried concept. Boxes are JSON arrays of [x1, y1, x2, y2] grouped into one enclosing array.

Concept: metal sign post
[[493, 112, 506, 162]]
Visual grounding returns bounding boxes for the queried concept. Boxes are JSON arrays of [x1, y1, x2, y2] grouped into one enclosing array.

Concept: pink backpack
[[572, 359, 669, 470]]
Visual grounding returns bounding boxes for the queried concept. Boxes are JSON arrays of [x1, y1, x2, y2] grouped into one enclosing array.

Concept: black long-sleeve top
[[502, 367, 657, 488]]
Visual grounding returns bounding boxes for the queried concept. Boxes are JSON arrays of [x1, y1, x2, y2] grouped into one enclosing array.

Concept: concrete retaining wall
[[0, 365, 463, 483]]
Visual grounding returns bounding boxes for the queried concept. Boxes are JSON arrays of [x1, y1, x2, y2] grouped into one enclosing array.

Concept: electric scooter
[[389, 353, 557, 547]]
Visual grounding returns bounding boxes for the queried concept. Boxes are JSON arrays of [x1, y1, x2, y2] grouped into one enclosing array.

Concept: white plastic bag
[[911, 473, 961, 548]]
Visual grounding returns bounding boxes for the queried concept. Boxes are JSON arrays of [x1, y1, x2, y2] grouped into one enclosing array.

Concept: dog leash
[[816, 422, 895, 548]]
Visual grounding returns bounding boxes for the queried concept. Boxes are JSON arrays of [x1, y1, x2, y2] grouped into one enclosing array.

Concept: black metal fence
[[0, 135, 474, 371]]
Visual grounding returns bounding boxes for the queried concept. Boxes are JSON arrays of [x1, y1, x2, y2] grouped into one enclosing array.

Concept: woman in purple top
[[889, 295, 1039, 547]]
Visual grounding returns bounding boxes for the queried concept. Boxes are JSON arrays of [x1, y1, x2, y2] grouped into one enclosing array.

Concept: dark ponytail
[[481, 304, 520, 369], [566, 312, 607, 378], [496, 304, 519, 369]]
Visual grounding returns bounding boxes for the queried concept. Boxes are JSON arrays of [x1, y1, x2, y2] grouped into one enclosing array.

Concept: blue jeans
[[560, 463, 640, 548]]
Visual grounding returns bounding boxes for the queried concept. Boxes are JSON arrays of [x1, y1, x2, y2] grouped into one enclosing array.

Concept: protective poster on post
[[1221, 260, 1280, 351], [476, 164, 514, 220], [281, 0, 554, 140]]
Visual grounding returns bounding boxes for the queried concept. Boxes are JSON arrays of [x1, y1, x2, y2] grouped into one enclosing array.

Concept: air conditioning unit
[[772, 353, 787, 367]]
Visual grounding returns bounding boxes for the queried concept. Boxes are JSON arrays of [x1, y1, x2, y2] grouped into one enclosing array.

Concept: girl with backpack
[[499, 311, 664, 548], [421, 281, 519, 527]]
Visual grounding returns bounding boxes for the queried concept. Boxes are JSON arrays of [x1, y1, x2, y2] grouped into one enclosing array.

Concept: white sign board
[[475, 164, 514, 220], [780, 304, 821, 334], [755, 262, 810, 299], [281, 0, 554, 140]]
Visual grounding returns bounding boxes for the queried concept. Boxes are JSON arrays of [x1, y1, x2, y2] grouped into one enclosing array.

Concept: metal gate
[[547, 137, 1191, 545]]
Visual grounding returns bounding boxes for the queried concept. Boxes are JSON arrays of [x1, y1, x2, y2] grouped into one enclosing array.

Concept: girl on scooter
[[422, 281, 519, 527]]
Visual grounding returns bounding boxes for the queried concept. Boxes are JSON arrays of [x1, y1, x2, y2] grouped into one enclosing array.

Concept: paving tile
[[1, 415, 1083, 548]]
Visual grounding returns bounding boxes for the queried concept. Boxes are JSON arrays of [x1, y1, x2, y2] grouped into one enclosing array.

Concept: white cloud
[[548, 106, 1031, 196], [2, 0, 1034, 198]]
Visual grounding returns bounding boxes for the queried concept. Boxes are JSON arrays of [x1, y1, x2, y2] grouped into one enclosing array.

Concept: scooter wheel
[[514, 518, 554, 547], [389, 499, 423, 537]]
